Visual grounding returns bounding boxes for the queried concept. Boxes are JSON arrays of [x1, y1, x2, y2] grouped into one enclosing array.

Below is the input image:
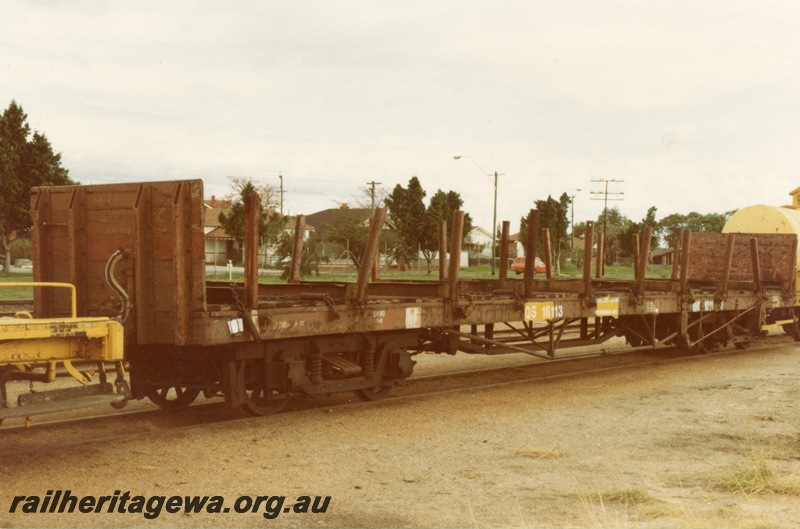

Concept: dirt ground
[[2, 341, 800, 528]]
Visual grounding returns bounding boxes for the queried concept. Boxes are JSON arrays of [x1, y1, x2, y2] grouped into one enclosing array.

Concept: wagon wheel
[[690, 322, 718, 354], [145, 385, 201, 410], [734, 311, 759, 349], [355, 383, 393, 401], [354, 343, 396, 402], [0, 366, 9, 426], [236, 360, 288, 416], [782, 314, 800, 341], [733, 325, 754, 350]]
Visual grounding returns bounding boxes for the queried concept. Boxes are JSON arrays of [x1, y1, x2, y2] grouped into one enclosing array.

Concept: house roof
[[304, 207, 395, 239], [469, 225, 493, 238], [205, 226, 232, 240]]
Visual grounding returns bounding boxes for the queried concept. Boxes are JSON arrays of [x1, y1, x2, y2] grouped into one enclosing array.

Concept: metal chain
[[229, 283, 261, 342]]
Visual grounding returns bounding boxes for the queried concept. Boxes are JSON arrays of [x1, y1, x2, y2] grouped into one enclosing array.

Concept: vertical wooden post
[[447, 211, 465, 313], [542, 228, 553, 280], [670, 236, 681, 280], [634, 226, 653, 300], [788, 236, 798, 295], [718, 233, 736, 301], [679, 229, 691, 297], [356, 208, 386, 302], [288, 215, 305, 284], [596, 232, 605, 278], [499, 220, 510, 281], [371, 250, 380, 281], [243, 193, 259, 310], [583, 221, 594, 301], [750, 237, 762, 294], [524, 209, 539, 298], [632, 233, 641, 279], [438, 220, 448, 281]]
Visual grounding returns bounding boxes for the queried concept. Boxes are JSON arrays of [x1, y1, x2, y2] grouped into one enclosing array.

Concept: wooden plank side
[[31, 188, 52, 316], [135, 184, 155, 344], [86, 260, 123, 318], [689, 232, 796, 284], [165, 179, 207, 344], [68, 187, 89, 316], [31, 179, 206, 346]]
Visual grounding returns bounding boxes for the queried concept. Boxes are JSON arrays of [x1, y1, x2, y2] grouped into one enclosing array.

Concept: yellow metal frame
[[2, 281, 78, 317], [0, 282, 124, 365]]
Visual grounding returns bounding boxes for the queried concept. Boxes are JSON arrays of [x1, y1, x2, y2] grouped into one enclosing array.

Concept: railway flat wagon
[[14, 178, 799, 418]]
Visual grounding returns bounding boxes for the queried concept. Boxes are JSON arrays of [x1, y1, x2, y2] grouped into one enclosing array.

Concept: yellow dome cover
[[723, 205, 800, 262]]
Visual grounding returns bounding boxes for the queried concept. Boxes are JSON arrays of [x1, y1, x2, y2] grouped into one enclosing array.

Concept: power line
[[590, 178, 624, 236]]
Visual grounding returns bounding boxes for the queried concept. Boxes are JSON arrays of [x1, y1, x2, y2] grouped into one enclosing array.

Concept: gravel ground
[[2, 341, 800, 528]]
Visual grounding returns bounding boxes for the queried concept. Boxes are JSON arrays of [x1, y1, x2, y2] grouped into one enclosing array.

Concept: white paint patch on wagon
[[406, 307, 422, 329]]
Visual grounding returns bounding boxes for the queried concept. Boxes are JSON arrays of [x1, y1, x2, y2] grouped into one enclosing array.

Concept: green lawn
[[0, 271, 34, 299], [0, 263, 670, 300], [208, 262, 670, 284]]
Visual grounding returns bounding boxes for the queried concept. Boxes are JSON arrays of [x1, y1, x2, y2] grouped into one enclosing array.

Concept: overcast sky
[[3, 1, 799, 233]]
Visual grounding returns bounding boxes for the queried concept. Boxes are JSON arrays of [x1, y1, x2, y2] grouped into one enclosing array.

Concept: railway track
[[2, 337, 791, 458], [0, 299, 34, 314]]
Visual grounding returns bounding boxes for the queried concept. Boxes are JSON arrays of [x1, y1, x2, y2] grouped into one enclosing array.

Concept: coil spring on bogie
[[308, 354, 323, 385], [361, 348, 375, 378]]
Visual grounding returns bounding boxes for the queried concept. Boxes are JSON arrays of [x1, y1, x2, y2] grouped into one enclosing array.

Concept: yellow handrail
[[0, 282, 77, 318]]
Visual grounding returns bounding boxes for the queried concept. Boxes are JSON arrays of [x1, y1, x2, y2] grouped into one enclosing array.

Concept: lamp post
[[570, 189, 582, 252], [453, 155, 499, 276]]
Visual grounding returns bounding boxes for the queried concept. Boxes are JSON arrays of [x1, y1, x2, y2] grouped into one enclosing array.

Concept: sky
[[3, 1, 799, 234]]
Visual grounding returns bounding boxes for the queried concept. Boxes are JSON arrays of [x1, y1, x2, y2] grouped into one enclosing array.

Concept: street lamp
[[453, 155, 499, 276], [570, 189, 582, 252]]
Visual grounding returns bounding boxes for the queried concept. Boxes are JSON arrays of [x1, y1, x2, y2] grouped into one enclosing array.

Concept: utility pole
[[491, 171, 498, 276], [453, 155, 501, 276], [590, 179, 624, 237], [366, 180, 382, 212], [279, 173, 284, 215]]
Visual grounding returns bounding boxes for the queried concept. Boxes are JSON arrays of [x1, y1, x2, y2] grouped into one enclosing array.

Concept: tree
[[658, 210, 735, 244], [352, 182, 390, 212], [275, 231, 323, 279], [517, 193, 570, 272], [326, 206, 372, 270], [426, 189, 473, 250], [218, 177, 286, 250], [384, 177, 429, 269], [385, 177, 472, 272], [0, 100, 75, 271]]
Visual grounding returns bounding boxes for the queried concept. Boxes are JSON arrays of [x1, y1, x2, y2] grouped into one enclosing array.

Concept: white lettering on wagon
[[524, 302, 563, 322], [372, 310, 386, 324], [692, 300, 714, 312]]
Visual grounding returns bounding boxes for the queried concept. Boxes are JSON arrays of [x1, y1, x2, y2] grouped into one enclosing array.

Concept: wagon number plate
[[524, 301, 563, 322]]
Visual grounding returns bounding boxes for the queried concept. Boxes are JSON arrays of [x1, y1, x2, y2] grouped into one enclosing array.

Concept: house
[[465, 226, 493, 258], [204, 196, 313, 266], [304, 204, 395, 262], [204, 196, 235, 265], [650, 247, 674, 266]]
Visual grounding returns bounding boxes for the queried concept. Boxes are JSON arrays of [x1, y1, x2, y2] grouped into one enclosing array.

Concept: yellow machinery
[[0, 282, 129, 424], [723, 187, 800, 305]]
